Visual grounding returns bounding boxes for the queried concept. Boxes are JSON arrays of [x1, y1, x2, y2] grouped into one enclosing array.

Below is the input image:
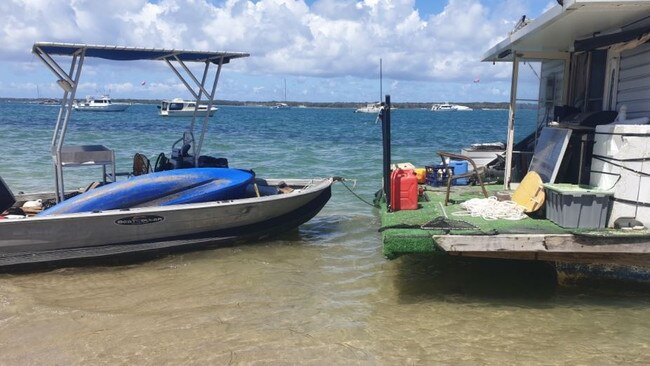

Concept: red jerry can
[[390, 169, 419, 211]]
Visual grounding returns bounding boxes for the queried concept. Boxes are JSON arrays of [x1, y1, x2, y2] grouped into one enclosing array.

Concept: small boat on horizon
[[270, 102, 290, 109], [73, 95, 129, 112], [158, 98, 217, 117], [270, 78, 290, 109], [431, 102, 473, 111], [355, 102, 383, 113]]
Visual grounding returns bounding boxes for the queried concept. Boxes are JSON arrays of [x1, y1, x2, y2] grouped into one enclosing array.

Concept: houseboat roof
[[32, 42, 249, 64], [483, 0, 650, 62]]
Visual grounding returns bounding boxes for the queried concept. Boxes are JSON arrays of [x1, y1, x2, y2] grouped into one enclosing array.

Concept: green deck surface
[[379, 185, 571, 259]]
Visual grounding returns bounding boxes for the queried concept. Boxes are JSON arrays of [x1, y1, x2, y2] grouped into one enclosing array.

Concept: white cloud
[[0, 0, 545, 101]]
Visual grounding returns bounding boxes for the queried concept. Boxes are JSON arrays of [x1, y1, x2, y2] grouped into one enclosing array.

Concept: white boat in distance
[[270, 102, 290, 109], [158, 98, 217, 117], [355, 103, 383, 113], [431, 102, 473, 111], [73, 95, 129, 112]]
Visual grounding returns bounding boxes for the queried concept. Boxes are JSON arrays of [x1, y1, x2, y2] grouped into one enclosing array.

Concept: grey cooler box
[[543, 183, 613, 229]]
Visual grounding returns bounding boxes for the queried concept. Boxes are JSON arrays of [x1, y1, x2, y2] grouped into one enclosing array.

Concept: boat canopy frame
[[32, 42, 249, 202]]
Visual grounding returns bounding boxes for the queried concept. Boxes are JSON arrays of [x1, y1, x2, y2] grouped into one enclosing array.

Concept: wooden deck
[[379, 185, 650, 268]]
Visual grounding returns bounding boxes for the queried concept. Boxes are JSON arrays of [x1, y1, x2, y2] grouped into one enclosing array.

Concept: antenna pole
[[382, 94, 391, 211], [379, 58, 383, 102]]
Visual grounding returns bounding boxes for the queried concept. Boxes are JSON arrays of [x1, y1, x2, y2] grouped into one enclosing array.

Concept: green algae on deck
[[379, 186, 570, 259]]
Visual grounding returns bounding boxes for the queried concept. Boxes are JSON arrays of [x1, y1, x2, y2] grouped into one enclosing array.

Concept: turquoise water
[[1, 102, 649, 364], [0, 103, 531, 194]]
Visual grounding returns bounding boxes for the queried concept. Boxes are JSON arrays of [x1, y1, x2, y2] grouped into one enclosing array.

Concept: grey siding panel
[[617, 42, 650, 119]]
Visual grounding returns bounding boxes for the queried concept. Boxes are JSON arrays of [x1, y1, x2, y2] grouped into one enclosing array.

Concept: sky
[[0, 0, 557, 103]]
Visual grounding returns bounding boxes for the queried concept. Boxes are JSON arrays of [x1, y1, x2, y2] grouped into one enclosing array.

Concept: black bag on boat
[[198, 156, 228, 168]]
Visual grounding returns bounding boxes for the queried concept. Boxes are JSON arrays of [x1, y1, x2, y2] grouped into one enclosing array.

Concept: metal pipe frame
[[34, 46, 86, 202], [175, 55, 212, 100], [164, 56, 224, 167], [188, 61, 210, 154], [195, 57, 224, 164], [504, 54, 519, 190], [164, 59, 199, 100]]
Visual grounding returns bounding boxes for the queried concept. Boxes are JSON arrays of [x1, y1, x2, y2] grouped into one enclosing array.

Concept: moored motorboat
[[355, 102, 382, 113], [460, 142, 505, 170], [431, 102, 472, 111], [158, 98, 217, 117], [0, 42, 335, 270], [270, 102, 290, 109], [73, 95, 129, 112]]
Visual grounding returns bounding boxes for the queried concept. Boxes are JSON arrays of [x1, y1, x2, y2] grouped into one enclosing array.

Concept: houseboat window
[[569, 50, 607, 112], [169, 103, 184, 110]]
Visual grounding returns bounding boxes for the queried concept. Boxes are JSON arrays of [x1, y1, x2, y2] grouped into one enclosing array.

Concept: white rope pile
[[452, 196, 527, 221]]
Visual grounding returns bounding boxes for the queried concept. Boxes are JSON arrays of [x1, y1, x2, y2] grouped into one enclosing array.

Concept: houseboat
[[73, 95, 129, 112], [378, 0, 650, 284], [158, 98, 217, 117]]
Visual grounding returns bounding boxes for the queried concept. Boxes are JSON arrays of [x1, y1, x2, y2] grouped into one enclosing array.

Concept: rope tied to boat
[[336, 178, 379, 208], [452, 196, 527, 221]]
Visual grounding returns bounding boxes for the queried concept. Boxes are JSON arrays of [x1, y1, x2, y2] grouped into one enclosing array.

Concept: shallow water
[[1, 102, 649, 364]]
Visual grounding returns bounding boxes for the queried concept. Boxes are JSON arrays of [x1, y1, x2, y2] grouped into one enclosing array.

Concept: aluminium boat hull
[[0, 178, 333, 269]]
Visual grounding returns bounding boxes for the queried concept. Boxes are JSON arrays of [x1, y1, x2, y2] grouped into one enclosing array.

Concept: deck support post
[[504, 54, 519, 190], [382, 95, 391, 211]]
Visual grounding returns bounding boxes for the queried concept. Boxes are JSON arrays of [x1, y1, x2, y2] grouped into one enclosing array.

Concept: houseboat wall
[[615, 42, 650, 118]]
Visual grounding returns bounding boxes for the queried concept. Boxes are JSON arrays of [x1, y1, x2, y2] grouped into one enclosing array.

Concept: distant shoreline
[[0, 97, 531, 110]]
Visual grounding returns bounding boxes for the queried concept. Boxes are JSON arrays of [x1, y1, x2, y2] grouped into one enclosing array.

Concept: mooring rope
[[338, 178, 378, 207], [452, 196, 527, 221]]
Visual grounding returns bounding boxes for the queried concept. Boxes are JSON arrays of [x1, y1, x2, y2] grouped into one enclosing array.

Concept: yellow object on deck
[[414, 168, 427, 184], [511, 171, 545, 213]]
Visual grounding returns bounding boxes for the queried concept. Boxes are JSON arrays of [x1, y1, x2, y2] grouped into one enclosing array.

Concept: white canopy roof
[[483, 0, 650, 62]]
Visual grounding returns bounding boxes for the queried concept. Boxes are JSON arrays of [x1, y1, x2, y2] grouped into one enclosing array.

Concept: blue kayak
[[39, 168, 254, 216]]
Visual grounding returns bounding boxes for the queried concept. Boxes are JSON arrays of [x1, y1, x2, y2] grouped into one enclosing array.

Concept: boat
[[270, 79, 290, 109], [73, 95, 129, 112], [270, 102, 290, 109], [355, 102, 383, 113], [460, 142, 505, 170], [0, 42, 335, 270], [377, 1, 650, 285], [430, 103, 472, 111], [158, 98, 217, 117]]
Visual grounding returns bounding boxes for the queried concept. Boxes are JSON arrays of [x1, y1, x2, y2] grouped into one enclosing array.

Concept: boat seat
[[436, 151, 488, 205], [132, 153, 151, 176]]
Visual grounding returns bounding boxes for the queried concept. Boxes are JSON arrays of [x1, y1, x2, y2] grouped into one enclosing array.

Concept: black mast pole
[[382, 95, 391, 211]]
